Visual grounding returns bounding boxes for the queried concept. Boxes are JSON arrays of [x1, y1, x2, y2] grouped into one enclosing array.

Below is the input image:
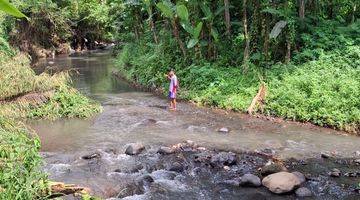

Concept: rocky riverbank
[[54, 140, 360, 199]]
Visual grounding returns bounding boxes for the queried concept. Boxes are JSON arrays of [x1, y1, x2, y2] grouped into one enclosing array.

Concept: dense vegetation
[[0, 117, 46, 199], [113, 0, 360, 134], [0, 1, 101, 199]]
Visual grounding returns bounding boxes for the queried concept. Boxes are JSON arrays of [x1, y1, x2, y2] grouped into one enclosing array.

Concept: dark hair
[[169, 68, 175, 72]]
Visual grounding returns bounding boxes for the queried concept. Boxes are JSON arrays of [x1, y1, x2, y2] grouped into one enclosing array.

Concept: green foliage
[[0, 52, 102, 120], [28, 86, 102, 119], [156, 1, 174, 19], [0, 0, 27, 18], [267, 46, 360, 133], [0, 117, 46, 200]]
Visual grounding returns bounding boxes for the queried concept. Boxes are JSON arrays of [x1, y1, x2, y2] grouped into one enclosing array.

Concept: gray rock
[[321, 152, 331, 159], [262, 172, 301, 194], [222, 179, 240, 187], [260, 163, 287, 176], [81, 152, 100, 160], [292, 171, 306, 184], [354, 159, 360, 165], [295, 187, 312, 197], [330, 168, 341, 177], [167, 162, 184, 172], [218, 127, 230, 133], [239, 174, 261, 187], [210, 152, 237, 167], [157, 146, 174, 155], [125, 143, 145, 155], [136, 174, 154, 184], [355, 151, 360, 157]]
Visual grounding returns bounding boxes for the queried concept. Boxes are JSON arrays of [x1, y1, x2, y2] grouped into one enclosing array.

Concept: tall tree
[[144, 0, 158, 44], [224, 0, 231, 37], [242, 0, 250, 71], [299, 0, 305, 20]]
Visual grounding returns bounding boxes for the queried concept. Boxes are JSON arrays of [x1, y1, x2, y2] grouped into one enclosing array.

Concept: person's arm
[[172, 77, 178, 92]]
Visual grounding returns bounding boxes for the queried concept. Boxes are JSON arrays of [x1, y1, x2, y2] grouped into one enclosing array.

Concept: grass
[[0, 52, 102, 120], [0, 117, 47, 200], [115, 42, 360, 134]]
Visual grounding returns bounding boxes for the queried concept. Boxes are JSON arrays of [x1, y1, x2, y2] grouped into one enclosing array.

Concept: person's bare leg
[[173, 99, 177, 110], [169, 100, 173, 110]]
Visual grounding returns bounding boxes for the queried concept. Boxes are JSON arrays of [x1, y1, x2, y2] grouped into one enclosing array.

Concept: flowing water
[[32, 52, 360, 199]]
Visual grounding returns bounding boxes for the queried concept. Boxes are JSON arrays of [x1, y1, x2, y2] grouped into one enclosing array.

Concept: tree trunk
[[149, 15, 158, 44], [172, 19, 186, 57], [224, 0, 231, 37], [242, 0, 250, 71], [285, 36, 291, 64], [299, 0, 305, 20], [352, 4, 357, 23], [263, 13, 269, 60], [147, 5, 158, 44]]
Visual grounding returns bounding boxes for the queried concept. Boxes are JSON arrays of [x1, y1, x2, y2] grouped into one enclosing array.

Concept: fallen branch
[[247, 83, 267, 115], [48, 181, 90, 198]]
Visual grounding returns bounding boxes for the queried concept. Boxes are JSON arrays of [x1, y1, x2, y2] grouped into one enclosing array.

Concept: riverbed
[[32, 52, 360, 199]]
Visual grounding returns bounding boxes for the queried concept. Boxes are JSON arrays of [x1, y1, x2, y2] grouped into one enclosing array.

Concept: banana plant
[[143, 0, 158, 43], [156, 1, 187, 57], [200, 2, 224, 43], [0, 0, 27, 19], [176, 4, 203, 49]]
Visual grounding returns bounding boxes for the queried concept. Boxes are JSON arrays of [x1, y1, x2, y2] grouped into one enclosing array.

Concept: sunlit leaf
[[211, 27, 219, 42], [187, 39, 198, 48], [156, 2, 173, 19], [0, 0, 27, 19], [181, 21, 194, 35], [176, 4, 189, 21], [193, 22, 203, 39]]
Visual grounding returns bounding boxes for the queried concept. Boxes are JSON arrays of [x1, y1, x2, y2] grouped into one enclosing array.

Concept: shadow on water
[[31, 51, 360, 199]]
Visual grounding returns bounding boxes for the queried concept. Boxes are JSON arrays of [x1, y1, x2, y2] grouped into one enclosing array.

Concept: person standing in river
[[167, 69, 178, 111]]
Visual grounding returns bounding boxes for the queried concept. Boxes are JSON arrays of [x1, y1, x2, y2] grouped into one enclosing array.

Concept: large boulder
[[239, 174, 261, 187], [262, 172, 301, 194], [125, 143, 145, 155]]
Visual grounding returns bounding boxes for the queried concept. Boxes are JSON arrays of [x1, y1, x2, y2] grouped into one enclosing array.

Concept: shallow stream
[[32, 52, 360, 199]]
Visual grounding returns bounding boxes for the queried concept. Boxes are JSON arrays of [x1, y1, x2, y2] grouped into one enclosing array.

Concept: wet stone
[[218, 127, 230, 133], [221, 179, 240, 187], [136, 174, 154, 185], [81, 152, 100, 160], [354, 159, 360, 165], [157, 146, 174, 155], [321, 152, 331, 159], [330, 168, 341, 177], [210, 152, 237, 167], [239, 173, 261, 187], [260, 163, 287, 176], [295, 187, 312, 197], [125, 143, 145, 155], [262, 172, 301, 194], [354, 151, 360, 157], [167, 162, 184, 172], [116, 183, 145, 199], [292, 171, 306, 184]]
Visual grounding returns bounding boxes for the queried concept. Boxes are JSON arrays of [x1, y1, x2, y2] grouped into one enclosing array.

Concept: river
[[32, 51, 360, 199]]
